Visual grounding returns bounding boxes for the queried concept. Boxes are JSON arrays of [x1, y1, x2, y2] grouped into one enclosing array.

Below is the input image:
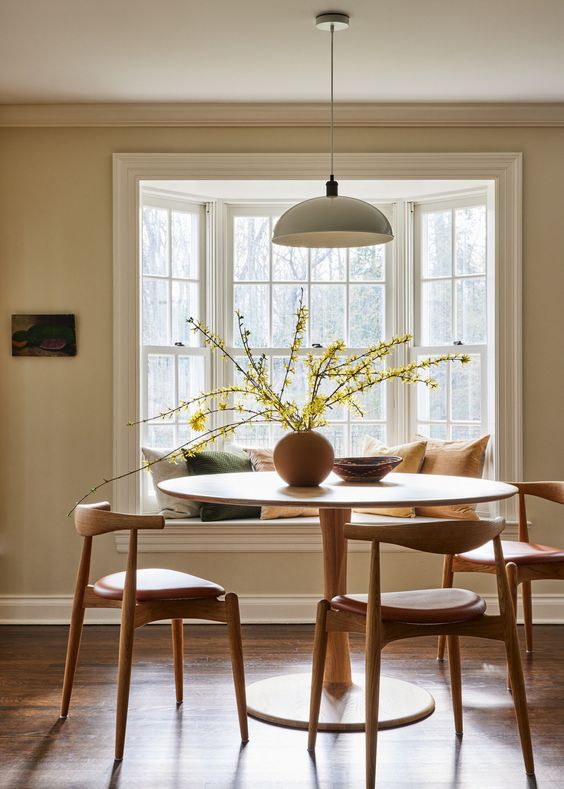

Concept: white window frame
[[410, 192, 491, 446], [113, 153, 522, 545]]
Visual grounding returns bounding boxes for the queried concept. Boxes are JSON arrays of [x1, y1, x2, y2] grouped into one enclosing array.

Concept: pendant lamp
[[272, 12, 393, 249]]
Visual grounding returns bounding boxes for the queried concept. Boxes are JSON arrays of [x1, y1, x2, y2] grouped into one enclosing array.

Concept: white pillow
[[141, 447, 200, 518]]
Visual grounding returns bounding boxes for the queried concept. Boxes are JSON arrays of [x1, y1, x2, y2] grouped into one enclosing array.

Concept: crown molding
[[2, 101, 564, 128]]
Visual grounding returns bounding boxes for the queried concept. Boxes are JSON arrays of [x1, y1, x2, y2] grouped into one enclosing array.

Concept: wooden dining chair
[[60, 502, 248, 759], [437, 481, 564, 660], [307, 518, 534, 789]]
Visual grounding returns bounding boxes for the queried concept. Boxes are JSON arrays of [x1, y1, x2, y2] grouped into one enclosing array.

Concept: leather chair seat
[[93, 568, 224, 602], [459, 540, 564, 566], [331, 588, 486, 625]]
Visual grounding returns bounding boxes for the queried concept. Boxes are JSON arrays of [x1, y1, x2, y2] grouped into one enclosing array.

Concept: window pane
[[417, 362, 447, 422], [421, 280, 452, 345], [147, 354, 175, 419], [233, 354, 270, 413], [455, 278, 486, 344], [172, 211, 198, 279], [456, 205, 486, 275], [234, 217, 269, 281], [349, 284, 385, 346], [142, 207, 169, 276], [178, 355, 205, 404], [272, 245, 307, 281], [319, 424, 347, 457], [349, 246, 385, 281], [354, 384, 386, 422], [311, 248, 346, 281], [145, 424, 175, 449], [142, 278, 169, 345], [417, 422, 448, 440], [272, 285, 307, 347], [451, 424, 482, 440], [272, 356, 308, 411], [451, 355, 481, 422], [310, 285, 345, 345], [351, 423, 386, 454], [231, 423, 271, 448], [172, 281, 198, 346], [422, 210, 451, 278], [233, 284, 269, 347]]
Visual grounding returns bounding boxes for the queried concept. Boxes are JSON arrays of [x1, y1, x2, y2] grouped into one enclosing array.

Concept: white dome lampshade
[[272, 178, 394, 249]]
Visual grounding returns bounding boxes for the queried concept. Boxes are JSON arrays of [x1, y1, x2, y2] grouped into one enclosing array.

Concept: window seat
[[114, 512, 466, 554]]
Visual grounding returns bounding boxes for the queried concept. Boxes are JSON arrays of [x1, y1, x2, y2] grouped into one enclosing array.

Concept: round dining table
[[159, 470, 516, 731]]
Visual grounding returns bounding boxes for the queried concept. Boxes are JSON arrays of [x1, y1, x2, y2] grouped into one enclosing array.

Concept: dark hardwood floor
[[1, 624, 563, 788]]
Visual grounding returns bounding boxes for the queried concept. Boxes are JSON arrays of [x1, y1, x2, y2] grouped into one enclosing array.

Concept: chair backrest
[[344, 518, 504, 556], [74, 502, 165, 536], [512, 481, 564, 541]]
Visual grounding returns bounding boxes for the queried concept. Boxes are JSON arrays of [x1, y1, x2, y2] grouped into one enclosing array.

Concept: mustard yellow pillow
[[353, 436, 427, 518], [244, 447, 319, 519], [415, 435, 490, 519]]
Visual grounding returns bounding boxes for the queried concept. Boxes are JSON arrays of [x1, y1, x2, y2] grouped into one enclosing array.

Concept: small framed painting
[[11, 314, 77, 357]]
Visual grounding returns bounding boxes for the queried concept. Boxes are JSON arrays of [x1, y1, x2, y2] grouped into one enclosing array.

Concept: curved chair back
[[344, 518, 504, 556], [74, 502, 165, 536]]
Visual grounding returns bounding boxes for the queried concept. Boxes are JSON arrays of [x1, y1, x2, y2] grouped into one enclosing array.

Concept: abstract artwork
[[11, 314, 77, 357]]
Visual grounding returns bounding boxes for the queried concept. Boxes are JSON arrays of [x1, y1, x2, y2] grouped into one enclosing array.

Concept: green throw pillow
[[183, 449, 261, 522]]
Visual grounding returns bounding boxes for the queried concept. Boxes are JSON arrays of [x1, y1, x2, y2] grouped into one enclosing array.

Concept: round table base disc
[[246, 673, 435, 732]]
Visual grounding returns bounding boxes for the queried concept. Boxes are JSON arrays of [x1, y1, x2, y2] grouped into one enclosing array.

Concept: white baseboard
[[0, 593, 563, 625]]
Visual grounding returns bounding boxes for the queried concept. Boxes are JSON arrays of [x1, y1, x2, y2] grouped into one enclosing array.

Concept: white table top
[[159, 471, 516, 509]]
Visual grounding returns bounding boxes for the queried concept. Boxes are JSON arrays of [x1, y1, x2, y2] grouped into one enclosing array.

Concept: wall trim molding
[[2, 102, 564, 128], [0, 592, 562, 625]]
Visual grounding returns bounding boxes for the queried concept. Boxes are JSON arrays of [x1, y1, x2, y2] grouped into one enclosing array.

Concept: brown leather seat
[[93, 568, 225, 602], [460, 540, 564, 566], [331, 588, 486, 625]]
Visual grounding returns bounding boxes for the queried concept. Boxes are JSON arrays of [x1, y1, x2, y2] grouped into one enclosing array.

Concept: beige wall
[[1, 125, 564, 604]]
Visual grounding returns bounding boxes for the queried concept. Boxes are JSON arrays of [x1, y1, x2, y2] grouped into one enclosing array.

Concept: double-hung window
[[225, 204, 393, 455], [140, 192, 208, 510], [411, 195, 489, 442]]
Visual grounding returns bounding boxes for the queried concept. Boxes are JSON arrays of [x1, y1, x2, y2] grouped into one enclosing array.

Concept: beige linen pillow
[[142, 447, 200, 518], [353, 436, 427, 518], [245, 447, 319, 519], [415, 434, 490, 519]]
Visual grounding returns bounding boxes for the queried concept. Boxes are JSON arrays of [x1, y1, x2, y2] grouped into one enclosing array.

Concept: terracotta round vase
[[273, 430, 335, 487]]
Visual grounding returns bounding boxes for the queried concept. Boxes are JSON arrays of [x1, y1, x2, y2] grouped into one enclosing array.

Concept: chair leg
[[308, 600, 330, 752], [504, 600, 535, 774], [365, 614, 381, 789], [506, 562, 519, 691], [522, 581, 533, 654], [60, 604, 86, 717], [437, 555, 454, 661], [115, 608, 136, 760], [171, 619, 184, 705], [447, 635, 463, 735], [225, 593, 249, 743]]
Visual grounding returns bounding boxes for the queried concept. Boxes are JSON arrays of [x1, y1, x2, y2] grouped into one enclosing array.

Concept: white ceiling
[[1, 0, 564, 103], [146, 179, 491, 201]]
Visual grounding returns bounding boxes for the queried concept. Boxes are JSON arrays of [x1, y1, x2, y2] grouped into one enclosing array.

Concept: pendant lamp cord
[[330, 23, 334, 180]]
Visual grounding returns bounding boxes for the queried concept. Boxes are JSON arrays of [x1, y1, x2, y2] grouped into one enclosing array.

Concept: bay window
[[139, 186, 492, 512]]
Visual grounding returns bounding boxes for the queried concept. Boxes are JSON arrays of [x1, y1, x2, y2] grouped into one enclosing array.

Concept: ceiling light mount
[[315, 12, 350, 32], [272, 10, 393, 249]]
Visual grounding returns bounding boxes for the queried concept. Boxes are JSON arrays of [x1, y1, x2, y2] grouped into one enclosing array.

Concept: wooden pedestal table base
[[246, 673, 435, 731]]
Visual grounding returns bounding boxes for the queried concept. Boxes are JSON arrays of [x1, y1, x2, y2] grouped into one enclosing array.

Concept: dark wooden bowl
[[332, 456, 402, 482]]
